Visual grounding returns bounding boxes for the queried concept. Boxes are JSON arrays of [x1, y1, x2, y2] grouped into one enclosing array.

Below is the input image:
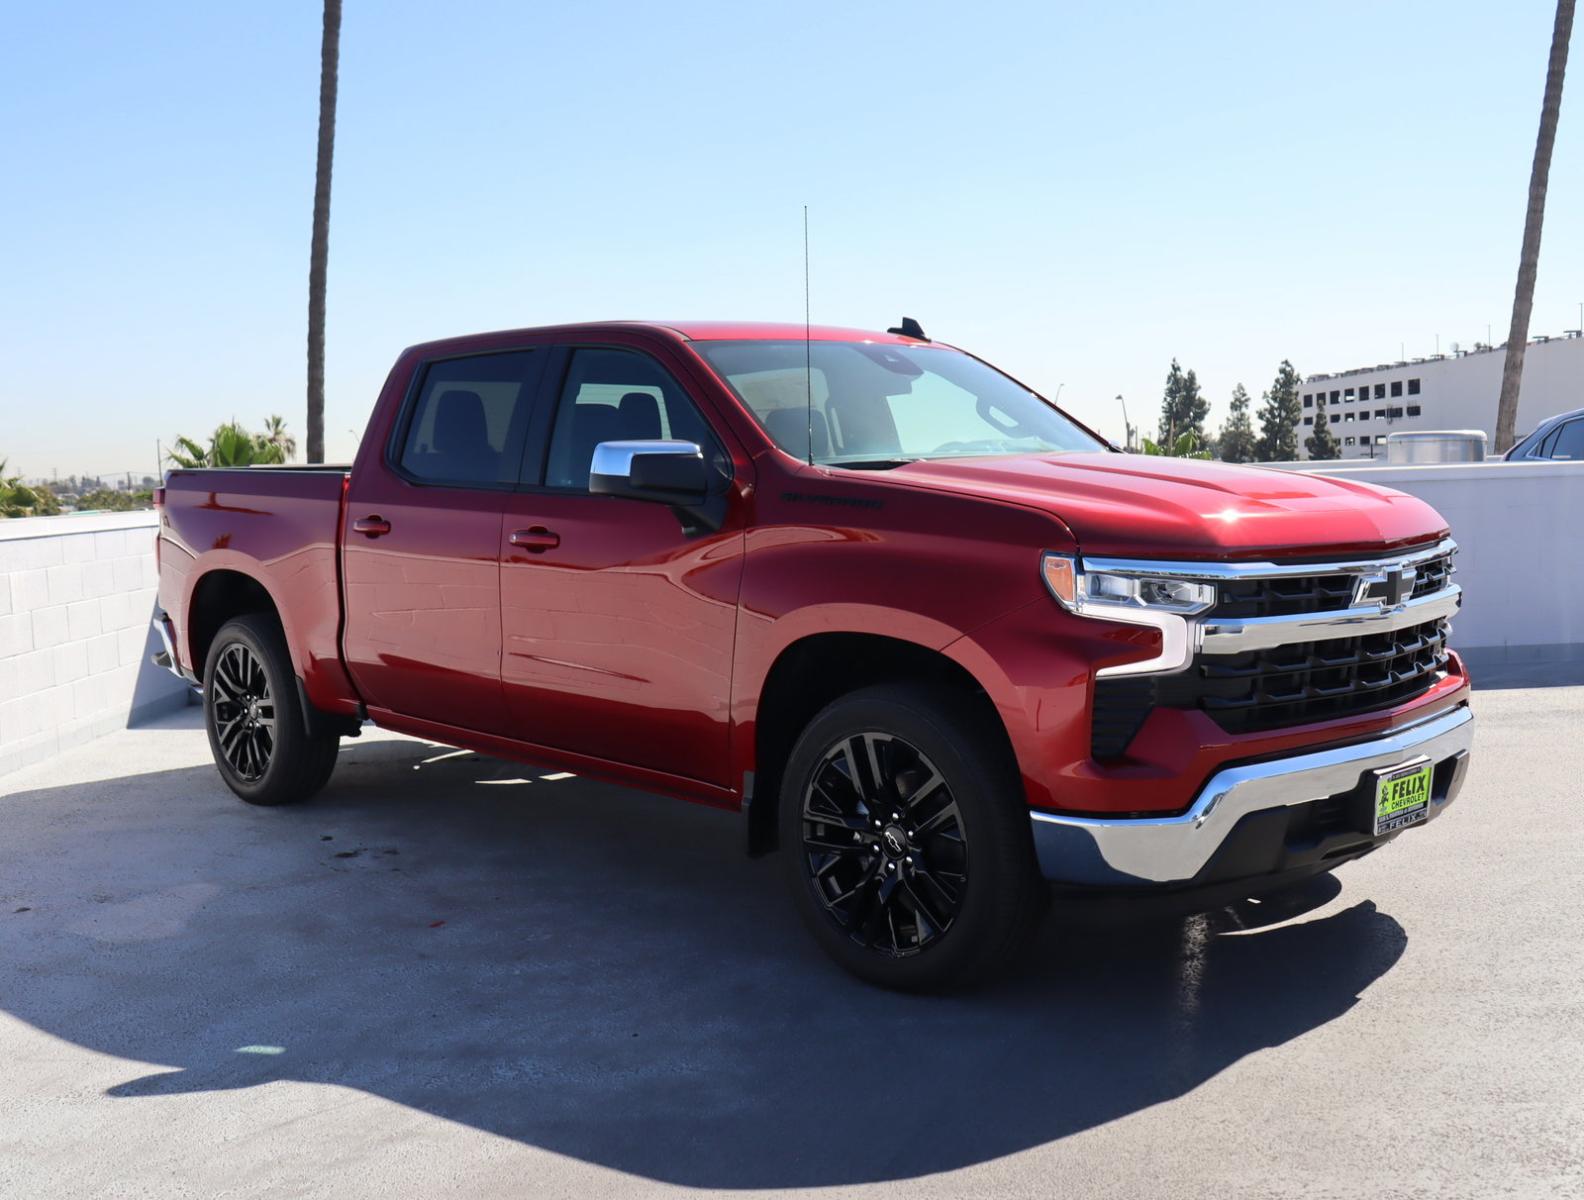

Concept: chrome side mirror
[[589, 440, 708, 505]]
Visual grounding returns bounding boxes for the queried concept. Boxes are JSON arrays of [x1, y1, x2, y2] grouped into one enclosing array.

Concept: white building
[[1298, 331, 1584, 459]]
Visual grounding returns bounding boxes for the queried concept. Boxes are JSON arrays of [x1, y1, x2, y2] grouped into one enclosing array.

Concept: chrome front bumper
[[1029, 704, 1474, 886]]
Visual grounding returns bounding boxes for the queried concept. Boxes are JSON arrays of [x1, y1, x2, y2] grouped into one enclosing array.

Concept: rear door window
[[1546, 419, 1584, 460], [395, 351, 543, 487]]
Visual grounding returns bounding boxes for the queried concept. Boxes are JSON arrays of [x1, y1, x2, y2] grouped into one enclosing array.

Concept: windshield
[[693, 340, 1104, 466]]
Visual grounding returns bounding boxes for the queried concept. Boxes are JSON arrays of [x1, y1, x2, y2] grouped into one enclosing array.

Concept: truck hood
[[893, 452, 1448, 559]]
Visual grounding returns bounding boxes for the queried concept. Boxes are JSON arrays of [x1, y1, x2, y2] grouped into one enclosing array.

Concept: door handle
[[509, 526, 560, 552], [352, 516, 392, 537]]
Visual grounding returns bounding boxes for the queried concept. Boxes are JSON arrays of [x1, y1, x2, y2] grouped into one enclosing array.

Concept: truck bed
[[157, 465, 357, 716]]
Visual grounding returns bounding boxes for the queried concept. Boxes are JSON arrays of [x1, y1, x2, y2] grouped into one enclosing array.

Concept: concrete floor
[[1, 689, 1580, 1199]]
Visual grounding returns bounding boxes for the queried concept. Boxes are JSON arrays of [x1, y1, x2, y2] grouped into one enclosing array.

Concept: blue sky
[[2, 1, 1579, 478]]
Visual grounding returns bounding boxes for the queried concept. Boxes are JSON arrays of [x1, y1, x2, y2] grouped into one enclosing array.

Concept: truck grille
[[1210, 547, 1454, 619], [1211, 572, 1355, 619], [1176, 616, 1450, 734], [1409, 552, 1454, 599], [1091, 616, 1450, 756], [1085, 541, 1459, 759]]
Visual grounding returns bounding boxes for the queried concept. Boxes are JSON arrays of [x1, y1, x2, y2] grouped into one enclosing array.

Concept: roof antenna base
[[887, 317, 928, 341]]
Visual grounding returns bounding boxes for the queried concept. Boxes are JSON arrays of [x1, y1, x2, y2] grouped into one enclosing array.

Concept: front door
[[342, 348, 544, 734], [499, 345, 744, 787]]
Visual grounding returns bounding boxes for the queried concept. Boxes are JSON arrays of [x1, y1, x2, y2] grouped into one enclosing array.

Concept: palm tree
[[164, 437, 211, 470], [1, 458, 63, 517], [1496, 0, 1575, 453], [306, 0, 342, 465], [263, 414, 298, 461], [166, 423, 288, 469]]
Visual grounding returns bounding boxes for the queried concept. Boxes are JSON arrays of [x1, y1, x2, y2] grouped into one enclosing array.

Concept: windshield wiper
[[827, 458, 918, 471]]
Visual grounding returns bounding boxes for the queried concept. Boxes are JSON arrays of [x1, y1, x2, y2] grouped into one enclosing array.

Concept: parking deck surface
[[2, 687, 1580, 1198]]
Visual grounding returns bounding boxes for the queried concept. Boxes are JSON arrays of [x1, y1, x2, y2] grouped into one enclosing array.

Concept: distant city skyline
[[2, 0, 1579, 477], [11, 471, 159, 490]]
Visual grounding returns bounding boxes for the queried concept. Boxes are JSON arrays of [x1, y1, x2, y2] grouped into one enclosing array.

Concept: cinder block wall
[[0, 511, 191, 778], [1302, 459, 1584, 666]]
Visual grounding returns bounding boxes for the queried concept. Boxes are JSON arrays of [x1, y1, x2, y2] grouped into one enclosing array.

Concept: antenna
[[803, 205, 813, 466]]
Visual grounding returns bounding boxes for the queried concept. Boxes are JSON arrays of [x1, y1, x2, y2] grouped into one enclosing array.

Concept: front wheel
[[203, 614, 339, 806], [779, 684, 1044, 991]]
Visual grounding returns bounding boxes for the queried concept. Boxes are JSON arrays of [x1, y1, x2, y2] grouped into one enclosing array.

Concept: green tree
[[306, 0, 342, 464], [1158, 359, 1210, 448], [76, 487, 154, 512], [1141, 430, 1213, 460], [262, 413, 298, 461], [1256, 360, 1303, 461], [1, 459, 63, 517], [1217, 384, 1257, 463], [166, 422, 289, 469], [1496, 0, 1574, 452], [1305, 390, 1342, 460]]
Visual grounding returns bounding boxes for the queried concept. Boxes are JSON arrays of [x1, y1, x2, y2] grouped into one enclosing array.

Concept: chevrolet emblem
[[1354, 566, 1417, 609]]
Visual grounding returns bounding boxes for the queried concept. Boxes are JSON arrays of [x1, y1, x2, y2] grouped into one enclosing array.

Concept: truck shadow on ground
[[1, 729, 1407, 1188]]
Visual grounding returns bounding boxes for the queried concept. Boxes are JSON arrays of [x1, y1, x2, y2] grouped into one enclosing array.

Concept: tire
[[778, 684, 1044, 991], [203, 613, 339, 806]]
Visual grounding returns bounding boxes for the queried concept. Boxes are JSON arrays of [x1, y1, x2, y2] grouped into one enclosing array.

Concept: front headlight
[[1041, 554, 1216, 617]]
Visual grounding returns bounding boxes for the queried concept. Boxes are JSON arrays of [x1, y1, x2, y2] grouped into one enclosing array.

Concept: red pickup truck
[[153, 320, 1473, 989]]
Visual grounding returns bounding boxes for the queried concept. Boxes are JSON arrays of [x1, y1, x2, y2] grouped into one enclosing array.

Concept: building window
[[1303, 393, 1312, 406], [1408, 378, 1421, 395], [1303, 416, 1313, 425], [1344, 436, 1356, 446], [1376, 409, 1386, 419], [1378, 435, 1389, 444], [1359, 411, 1371, 422], [1330, 390, 1340, 403], [1407, 404, 1421, 417], [1330, 413, 1340, 424], [1345, 387, 1355, 399], [1389, 406, 1404, 418], [1374, 384, 1386, 399], [1391, 381, 1403, 397]]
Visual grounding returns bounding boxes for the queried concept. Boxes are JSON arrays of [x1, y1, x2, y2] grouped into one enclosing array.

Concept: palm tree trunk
[[1496, 0, 1574, 453], [306, 0, 342, 465]]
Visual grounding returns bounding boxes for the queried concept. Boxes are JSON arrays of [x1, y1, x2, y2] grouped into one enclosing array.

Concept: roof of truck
[[404, 321, 928, 358], [654, 320, 922, 343]]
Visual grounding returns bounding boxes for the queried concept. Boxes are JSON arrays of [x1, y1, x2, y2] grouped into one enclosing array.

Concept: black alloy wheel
[[779, 684, 1044, 991], [203, 613, 340, 806], [210, 642, 275, 781], [801, 731, 967, 956]]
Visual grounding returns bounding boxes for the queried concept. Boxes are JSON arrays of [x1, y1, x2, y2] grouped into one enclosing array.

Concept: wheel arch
[[745, 631, 1017, 855], [185, 566, 358, 740], [186, 567, 285, 677]]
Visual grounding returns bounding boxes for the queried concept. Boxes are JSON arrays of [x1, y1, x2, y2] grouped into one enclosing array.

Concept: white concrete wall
[[1301, 459, 1584, 666], [0, 511, 191, 778]]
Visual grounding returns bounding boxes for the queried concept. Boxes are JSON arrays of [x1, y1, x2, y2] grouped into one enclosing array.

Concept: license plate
[[1374, 760, 1433, 836]]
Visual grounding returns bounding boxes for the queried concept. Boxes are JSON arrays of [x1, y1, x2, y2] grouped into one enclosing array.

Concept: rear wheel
[[779, 684, 1044, 991], [203, 614, 339, 806]]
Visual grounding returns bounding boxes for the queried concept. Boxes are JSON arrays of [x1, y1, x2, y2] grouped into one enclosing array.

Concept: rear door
[[498, 344, 745, 787], [342, 348, 545, 733]]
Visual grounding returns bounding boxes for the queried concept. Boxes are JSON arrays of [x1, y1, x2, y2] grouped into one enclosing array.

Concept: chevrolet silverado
[[152, 320, 1473, 989]]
